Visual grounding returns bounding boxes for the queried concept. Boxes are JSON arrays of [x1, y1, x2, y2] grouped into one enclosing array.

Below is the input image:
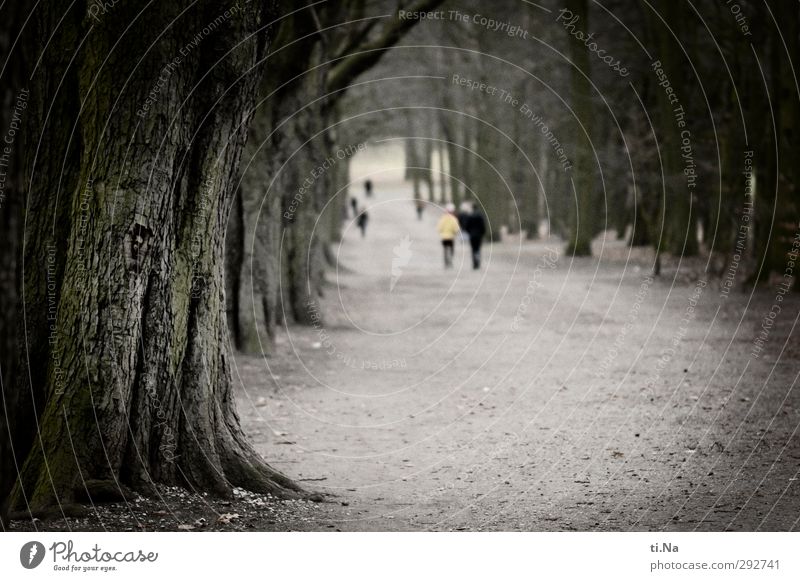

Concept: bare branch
[[326, 0, 446, 96]]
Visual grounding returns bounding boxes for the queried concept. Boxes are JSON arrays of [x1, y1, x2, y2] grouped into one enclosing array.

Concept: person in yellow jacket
[[437, 203, 460, 268]]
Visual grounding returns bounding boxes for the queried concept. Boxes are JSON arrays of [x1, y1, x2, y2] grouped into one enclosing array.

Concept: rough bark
[[234, 109, 283, 354], [7, 0, 305, 519], [0, 0, 30, 527], [1, 0, 83, 523]]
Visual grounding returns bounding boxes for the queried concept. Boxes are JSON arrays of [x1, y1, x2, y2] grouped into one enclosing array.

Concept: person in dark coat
[[350, 196, 358, 217], [464, 203, 486, 269], [364, 179, 373, 197], [356, 208, 369, 238]]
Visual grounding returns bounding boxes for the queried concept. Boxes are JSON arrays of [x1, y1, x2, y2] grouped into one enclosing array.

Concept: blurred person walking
[[356, 206, 369, 238], [437, 203, 460, 268], [465, 203, 486, 269]]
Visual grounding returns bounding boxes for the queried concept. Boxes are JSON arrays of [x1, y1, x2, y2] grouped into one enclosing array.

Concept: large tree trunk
[[1, 0, 84, 523], [0, 0, 30, 527], [233, 4, 328, 347], [234, 109, 284, 354], [7, 0, 303, 519], [277, 78, 329, 326], [751, 2, 799, 283]]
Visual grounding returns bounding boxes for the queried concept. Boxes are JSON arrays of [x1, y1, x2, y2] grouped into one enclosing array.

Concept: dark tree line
[[0, 0, 442, 524], [341, 0, 798, 280]]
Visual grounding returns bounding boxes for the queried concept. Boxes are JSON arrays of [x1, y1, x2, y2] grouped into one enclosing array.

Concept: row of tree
[[346, 0, 798, 281], [0, 0, 443, 523]]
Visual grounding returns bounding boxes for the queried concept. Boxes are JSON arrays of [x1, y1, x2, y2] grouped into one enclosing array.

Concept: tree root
[[9, 502, 88, 521]]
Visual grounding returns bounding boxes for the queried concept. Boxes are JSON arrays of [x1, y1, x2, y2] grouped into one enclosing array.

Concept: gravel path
[[236, 182, 800, 531]]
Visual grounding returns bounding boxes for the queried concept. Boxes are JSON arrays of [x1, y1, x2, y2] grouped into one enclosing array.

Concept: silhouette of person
[[464, 203, 486, 269], [364, 179, 373, 197], [356, 207, 369, 238]]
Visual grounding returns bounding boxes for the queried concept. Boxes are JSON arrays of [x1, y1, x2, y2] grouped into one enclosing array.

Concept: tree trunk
[[0, 0, 29, 527], [515, 119, 539, 240], [531, 143, 549, 240], [565, 0, 594, 256], [752, 2, 800, 283], [239, 9, 329, 333], [235, 108, 284, 354], [8, 0, 304, 518], [326, 108, 349, 246], [648, 1, 698, 257], [405, 115, 423, 201], [1, 0, 84, 522], [461, 116, 476, 205], [437, 140, 448, 204], [277, 80, 328, 326], [630, 188, 654, 247], [422, 136, 435, 202], [440, 115, 463, 206], [473, 116, 504, 242]]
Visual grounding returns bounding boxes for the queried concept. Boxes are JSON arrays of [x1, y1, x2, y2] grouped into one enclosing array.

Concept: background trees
[[340, 0, 798, 278], [230, 0, 445, 354]]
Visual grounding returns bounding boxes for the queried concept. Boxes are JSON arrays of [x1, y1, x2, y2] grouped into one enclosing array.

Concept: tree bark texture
[[8, 0, 305, 519]]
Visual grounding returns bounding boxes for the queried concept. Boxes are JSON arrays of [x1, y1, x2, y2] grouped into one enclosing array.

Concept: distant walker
[[436, 203, 460, 268], [464, 203, 486, 269]]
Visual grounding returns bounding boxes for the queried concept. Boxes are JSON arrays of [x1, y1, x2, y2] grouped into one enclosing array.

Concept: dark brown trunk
[[8, 0, 304, 519], [0, 0, 30, 527]]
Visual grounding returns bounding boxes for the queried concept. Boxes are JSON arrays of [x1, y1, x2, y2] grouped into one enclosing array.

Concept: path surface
[[236, 182, 800, 531]]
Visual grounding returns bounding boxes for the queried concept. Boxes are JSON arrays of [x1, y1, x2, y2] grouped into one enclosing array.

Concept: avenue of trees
[[0, 0, 443, 523], [343, 0, 798, 279], [1, 0, 797, 524]]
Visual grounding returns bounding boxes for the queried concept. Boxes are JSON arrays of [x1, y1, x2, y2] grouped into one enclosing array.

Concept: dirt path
[[236, 182, 800, 531]]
